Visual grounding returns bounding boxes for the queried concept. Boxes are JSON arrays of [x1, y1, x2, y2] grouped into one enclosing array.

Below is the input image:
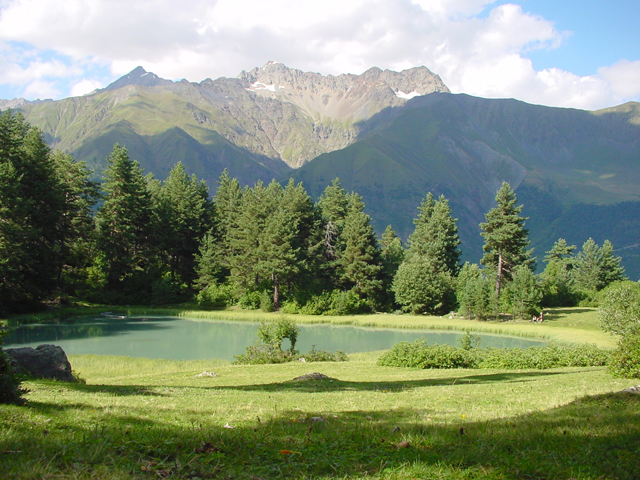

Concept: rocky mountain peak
[[103, 66, 174, 91], [238, 62, 448, 98]]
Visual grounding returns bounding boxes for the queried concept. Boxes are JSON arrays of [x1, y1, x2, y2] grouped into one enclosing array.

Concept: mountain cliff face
[[11, 63, 448, 177], [4, 64, 640, 277]]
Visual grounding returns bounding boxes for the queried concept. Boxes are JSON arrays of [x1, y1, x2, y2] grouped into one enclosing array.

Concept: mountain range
[[3, 63, 640, 279]]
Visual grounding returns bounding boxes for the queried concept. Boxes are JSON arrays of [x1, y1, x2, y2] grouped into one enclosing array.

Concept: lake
[[3, 315, 547, 361]]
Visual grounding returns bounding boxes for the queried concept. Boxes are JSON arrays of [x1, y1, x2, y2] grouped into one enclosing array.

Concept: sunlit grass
[[1, 354, 637, 479]]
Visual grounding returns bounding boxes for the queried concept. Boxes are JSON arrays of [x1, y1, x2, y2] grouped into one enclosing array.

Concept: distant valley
[[3, 63, 640, 279]]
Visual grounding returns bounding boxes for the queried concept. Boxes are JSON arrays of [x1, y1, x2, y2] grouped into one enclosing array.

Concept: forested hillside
[[1, 111, 628, 317]]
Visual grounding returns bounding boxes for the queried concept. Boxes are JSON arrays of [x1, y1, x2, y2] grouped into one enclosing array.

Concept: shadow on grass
[[208, 369, 596, 393], [61, 383, 170, 396], [5, 391, 639, 479]]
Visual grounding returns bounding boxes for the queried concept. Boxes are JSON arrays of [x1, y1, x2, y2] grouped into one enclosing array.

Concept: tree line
[[0, 111, 627, 315]]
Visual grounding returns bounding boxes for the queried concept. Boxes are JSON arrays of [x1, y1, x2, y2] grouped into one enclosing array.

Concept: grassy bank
[[1, 354, 638, 479]]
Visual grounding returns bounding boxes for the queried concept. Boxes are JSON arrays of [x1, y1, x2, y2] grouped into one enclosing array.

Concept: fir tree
[[95, 145, 156, 294], [480, 182, 534, 297], [394, 193, 460, 314], [541, 238, 577, 306], [573, 238, 625, 293], [340, 195, 383, 306], [0, 111, 69, 310], [154, 162, 213, 286]]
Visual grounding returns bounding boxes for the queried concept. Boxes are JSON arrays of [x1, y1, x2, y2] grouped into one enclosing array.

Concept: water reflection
[[3, 316, 547, 361]]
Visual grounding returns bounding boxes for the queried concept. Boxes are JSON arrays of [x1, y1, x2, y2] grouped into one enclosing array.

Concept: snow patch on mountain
[[396, 91, 421, 100]]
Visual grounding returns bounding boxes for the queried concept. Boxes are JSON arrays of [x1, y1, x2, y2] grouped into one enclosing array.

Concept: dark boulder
[[5, 344, 74, 382]]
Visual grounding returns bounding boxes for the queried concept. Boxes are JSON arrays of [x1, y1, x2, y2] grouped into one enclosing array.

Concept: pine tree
[[392, 256, 456, 315], [541, 238, 577, 306], [505, 264, 542, 319], [95, 145, 156, 294], [340, 195, 383, 306], [194, 230, 223, 290], [573, 238, 625, 293], [0, 111, 68, 310], [213, 169, 243, 264], [155, 162, 213, 286], [51, 151, 100, 294], [480, 182, 534, 297], [317, 178, 350, 263], [394, 193, 460, 314]]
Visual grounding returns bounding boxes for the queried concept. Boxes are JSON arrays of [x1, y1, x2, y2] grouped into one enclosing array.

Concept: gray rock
[[5, 344, 74, 382]]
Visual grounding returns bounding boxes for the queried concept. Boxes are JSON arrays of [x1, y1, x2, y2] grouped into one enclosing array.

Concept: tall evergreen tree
[[340, 195, 383, 306], [51, 151, 100, 294], [154, 162, 213, 286], [573, 238, 625, 293], [541, 238, 577, 306], [95, 145, 156, 295], [0, 111, 68, 310], [394, 193, 460, 314], [480, 182, 534, 297], [317, 178, 349, 261], [213, 169, 243, 267]]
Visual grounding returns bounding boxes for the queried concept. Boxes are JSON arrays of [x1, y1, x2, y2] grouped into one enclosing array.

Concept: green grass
[[2, 306, 631, 478], [1, 353, 638, 479]]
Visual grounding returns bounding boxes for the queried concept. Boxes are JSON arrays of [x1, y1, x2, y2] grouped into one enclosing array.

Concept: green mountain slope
[[15, 84, 292, 186], [289, 93, 640, 279]]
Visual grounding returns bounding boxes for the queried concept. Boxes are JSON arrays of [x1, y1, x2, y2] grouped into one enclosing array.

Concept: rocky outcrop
[[5, 344, 74, 382]]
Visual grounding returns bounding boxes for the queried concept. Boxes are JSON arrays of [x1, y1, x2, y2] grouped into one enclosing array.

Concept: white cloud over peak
[[0, 0, 638, 109]]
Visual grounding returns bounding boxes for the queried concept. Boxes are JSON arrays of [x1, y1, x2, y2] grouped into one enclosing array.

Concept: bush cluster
[[608, 334, 640, 378], [233, 317, 348, 365], [377, 339, 609, 370], [232, 344, 348, 365], [196, 283, 235, 308], [282, 289, 370, 316], [0, 344, 26, 405]]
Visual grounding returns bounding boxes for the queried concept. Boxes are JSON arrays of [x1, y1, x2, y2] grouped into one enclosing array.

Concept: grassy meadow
[[1, 307, 639, 479]]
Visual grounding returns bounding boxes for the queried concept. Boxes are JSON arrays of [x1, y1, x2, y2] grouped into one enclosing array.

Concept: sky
[[0, 0, 639, 110]]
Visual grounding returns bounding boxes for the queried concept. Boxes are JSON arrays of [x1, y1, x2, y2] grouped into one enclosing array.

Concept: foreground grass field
[[2, 308, 638, 478], [2, 353, 639, 479]]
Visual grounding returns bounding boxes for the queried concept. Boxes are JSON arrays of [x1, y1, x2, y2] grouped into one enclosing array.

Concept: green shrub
[[233, 344, 294, 365], [256, 317, 300, 352], [377, 339, 609, 370], [0, 328, 27, 405], [259, 290, 274, 312], [457, 331, 481, 350], [196, 283, 234, 308], [326, 289, 370, 315], [238, 290, 262, 310], [378, 340, 475, 369], [281, 300, 301, 314], [235, 317, 348, 365], [609, 334, 640, 378], [302, 346, 348, 362], [299, 291, 333, 315]]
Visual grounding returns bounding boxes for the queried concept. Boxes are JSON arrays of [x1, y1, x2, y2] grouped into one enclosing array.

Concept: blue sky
[[1, 0, 639, 110]]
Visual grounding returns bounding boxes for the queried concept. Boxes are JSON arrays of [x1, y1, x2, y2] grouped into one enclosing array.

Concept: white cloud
[[598, 60, 640, 100], [70, 78, 103, 97], [0, 0, 637, 109], [23, 79, 60, 99]]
